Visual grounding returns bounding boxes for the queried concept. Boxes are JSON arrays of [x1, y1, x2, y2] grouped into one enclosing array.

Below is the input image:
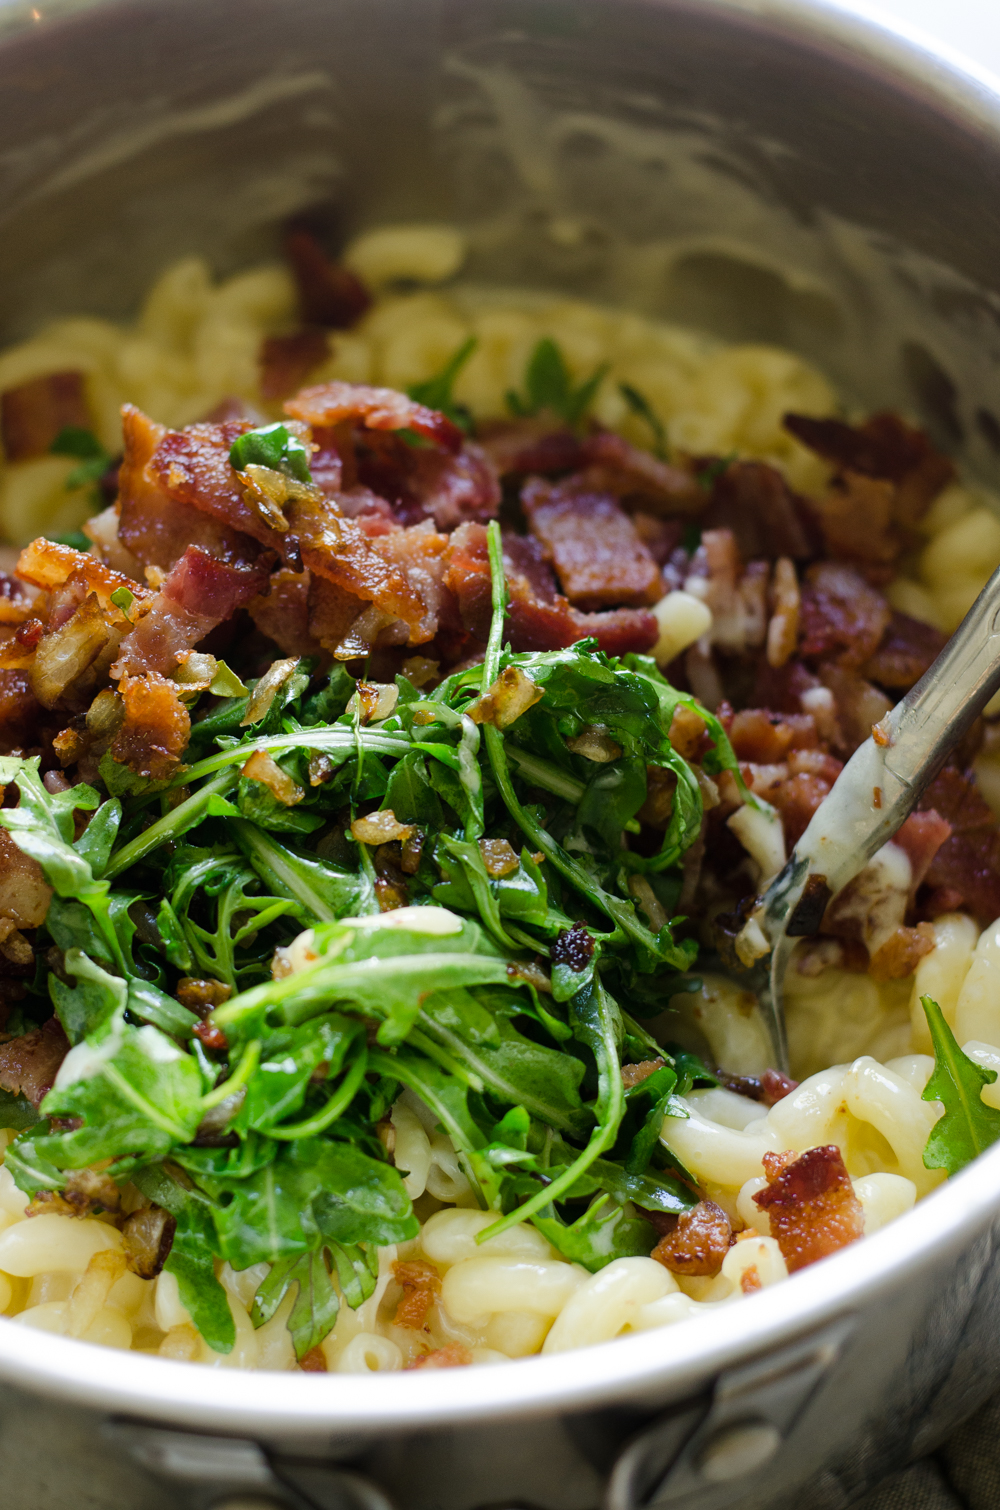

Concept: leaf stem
[[269, 1045, 369, 1140], [199, 1038, 261, 1111], [105, 770, 239, 879]]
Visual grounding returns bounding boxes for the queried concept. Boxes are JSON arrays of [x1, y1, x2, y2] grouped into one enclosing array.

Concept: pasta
[[1, 222, 1000, 1374]]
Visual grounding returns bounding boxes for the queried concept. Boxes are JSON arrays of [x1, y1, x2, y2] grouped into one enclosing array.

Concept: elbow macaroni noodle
[[1, 226, 1000, 1367]]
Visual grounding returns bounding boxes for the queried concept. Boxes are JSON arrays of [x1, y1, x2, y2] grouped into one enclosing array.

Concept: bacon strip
[[0, 1017, 69, 1107], [651, 1201, 732, 1276], [754, 1145, 863, 1271], [113, 547, 271, 678], [283, 225, 371, 329], [521, 480, 661, 609], [286, 381, 463, 454]]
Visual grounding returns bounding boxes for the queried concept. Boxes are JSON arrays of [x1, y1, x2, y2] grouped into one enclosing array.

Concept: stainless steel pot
[[2, 1, 1000, 1506]]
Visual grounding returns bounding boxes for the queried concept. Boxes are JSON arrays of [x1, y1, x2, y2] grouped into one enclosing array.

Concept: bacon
[[798, 562, 891, 668], [0, 1017, 69, 1107], [728, 709, 817, 764], [868, 923, 936, 982], [259, 328, 330, 402], [149, 417, 284, 550], [114, 547, 270, 678], [0, 669, 41, 750], [287, 492, 432, 645], [917, 769, 1000, 924], [0, 829, 52, 930], [477, 419, 587, 477], [784, 411, 954, 525], [811, 472, 900, 579], [521, 480, 661, 609], [894, 809, 953, 898], [443, 522, 657, 658], [863, 610, 947, 691], [651, 1201, 732, 1276], [575, 430, 704, 511], [16, 538, 150, 611], [754, 1145, 864, 1271], [248, 568, 319, 657], [404, 442, 501, 531], [703, 461, 813, 560], [286, 381, 462, 454], [818, 664, 891, 757], [392, 1260, 441, 1329], [406, 1345, 472, 1370], [1, 371, 90, 461], [110, 671, 191, 780], [283, 224, 371, 329], [770, 769, 837, 848], [118, 406, 262, 570]]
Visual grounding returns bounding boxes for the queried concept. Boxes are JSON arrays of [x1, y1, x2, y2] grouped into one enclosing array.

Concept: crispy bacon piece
[[283, 224, 371, 329], [149, 416, 286, 550], [248, 568, 319, 657], [703, 461, 813, 560], [1, 371, 90, 461], [863, 610, 946, 691], [443, 522, 657, 658], [894, 809, 953, 901], [110, 671, 191, 780], [403, 443, 501, 531], [16, 538, 151, 611], [754, 1145, 864, 1271], [868, 923, 936, 982], [576, 430, 703, 512], [392, 1260, 441, 1329], [521, 479, 661, 609], [651, 1201, 732, 1276], [300, 1346, 328, 1372], [798, 562, 891, 668], [113, 547, 270, 679], [259, 328, 330, 402], [810, 472, 900, 580], [118, 406, 259, 571], [0, 829, 52, 930], [728, 709, 817, 764], [784, 411, 954, 525], [0, 1017, 69, 1107], [477, 419, 587, 477], [286, 381, 462, 454], [918, 769, 1000, 924], [0, 669, 41, 750]]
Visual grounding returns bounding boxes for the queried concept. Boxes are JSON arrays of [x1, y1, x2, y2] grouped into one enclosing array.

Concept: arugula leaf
[[407, 337, 477, 433], [50, 426, 114, 501], [921, 995, 1000, 1174], [533, 1196, 657, 1271], [506, 338, 608, 428], [618, 382, 668, 459], [252, 1249, 340, 1360], [229, 422, 312, 483], [232, 820, 373, 923], [133, 1164, 235, 1353]]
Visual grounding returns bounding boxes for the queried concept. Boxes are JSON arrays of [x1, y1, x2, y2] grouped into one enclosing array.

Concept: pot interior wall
[[0, 0, 997, 478]]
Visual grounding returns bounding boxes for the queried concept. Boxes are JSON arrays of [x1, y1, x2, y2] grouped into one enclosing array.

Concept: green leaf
[[533, 1197, 657, 1272], [407, 337, 477, 433], [232, 820, 373, 923], [251, 1249, 340, 1360], [505, 338, 608, 428], [0, 1088, 39, 1132], [618, 382, 668, 459], [229, 422, 312, 483], [921, 995, 1000, 1174], [50, 426, 105, 460]]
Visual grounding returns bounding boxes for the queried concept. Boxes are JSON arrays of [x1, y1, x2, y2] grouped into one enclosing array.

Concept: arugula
[[229, 422, 312, 483], [407, 337, 477, 433], [50, 425, 114, 504], [506, 338, 608, 428], [921, 995, 1000, 1175], [618, 382, 668, 459]]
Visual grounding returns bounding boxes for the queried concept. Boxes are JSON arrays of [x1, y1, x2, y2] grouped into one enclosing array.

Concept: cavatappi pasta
[[2, 223, 1000, 1371]]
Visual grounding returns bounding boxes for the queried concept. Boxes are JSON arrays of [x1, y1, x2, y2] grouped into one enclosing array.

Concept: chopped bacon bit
[[551, 922, 594, 972], [299, 1345, 329, 1373], [1, 371, 90, 461], [863, 610, 946, 691], [406, 1345, 472, 1370], [868, 923, 936, 982], [729, 709, 817, 764], [521, 479, 663, 609], [110, 672, 190, 780], [798, 562, 891, 668], [0, 827, 52, 930], [652, 1201, 732, 1277], [248, 569, 319, 658], [740, 1265, 763, 1294], [0, 1017, 69, 1106], [259, 328, 330, 401], [621, 1057, 665, 1089], [286, 381, 462, 454], [479, 837, 520, 877], [176, 978, 233, 1014], [784, 411, 954, 525], [16, 538, 149, 608], [122, 1205, 176, 1278], [193, 1020, 228, 1052], [283, 224, 372, 329], [761, 1069, 799, 1105], [895, 809, 953, 900], [819, 664, 892, 758], [754, 1145, 863, 1272], [766, 557, 800, 669], [704, 460, 814, 560], [392, 1260, 441, 1329]]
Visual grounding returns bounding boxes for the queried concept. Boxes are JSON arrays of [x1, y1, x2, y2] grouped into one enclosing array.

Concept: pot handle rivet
[[695, 1419, 782, 1483]]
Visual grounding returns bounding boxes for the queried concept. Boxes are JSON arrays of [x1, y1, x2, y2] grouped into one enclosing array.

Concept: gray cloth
[[857, 1396, 1000, 1509]]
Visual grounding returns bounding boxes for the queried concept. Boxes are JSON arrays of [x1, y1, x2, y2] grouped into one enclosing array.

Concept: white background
[[858, 0, 1000, 78]]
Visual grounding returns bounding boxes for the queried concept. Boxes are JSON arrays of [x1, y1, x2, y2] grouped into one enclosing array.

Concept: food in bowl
[[0, 223, 998, 1372]]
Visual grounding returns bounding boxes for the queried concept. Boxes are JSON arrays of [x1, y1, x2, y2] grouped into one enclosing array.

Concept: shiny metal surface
[[2, 1, 1000, 1507]]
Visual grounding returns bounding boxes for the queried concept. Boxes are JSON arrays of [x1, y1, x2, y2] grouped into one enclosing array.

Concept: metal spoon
[[739, 561, 1000, 1073]]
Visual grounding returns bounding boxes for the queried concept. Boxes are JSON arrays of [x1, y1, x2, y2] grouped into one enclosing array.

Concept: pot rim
[[0, 0, 999, 1435]]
